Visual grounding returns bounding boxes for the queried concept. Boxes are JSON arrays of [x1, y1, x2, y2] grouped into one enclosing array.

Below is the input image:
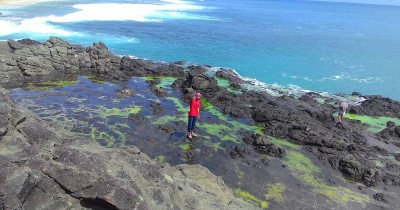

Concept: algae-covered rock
[[0, 86, 259, 210]]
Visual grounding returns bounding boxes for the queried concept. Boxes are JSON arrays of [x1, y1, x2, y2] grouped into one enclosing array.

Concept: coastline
[[0, 0, 55, 6], [1, 37, 400, 209]]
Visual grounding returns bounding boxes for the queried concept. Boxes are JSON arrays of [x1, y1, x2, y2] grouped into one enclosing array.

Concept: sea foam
[[0, 0, 215, 37], [47, 1, 215, 23], [0, 17, 76, 36], [207, 66, 366, 105]]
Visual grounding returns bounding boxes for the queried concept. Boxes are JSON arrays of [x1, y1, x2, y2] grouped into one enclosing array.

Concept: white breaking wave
[[46, 1, 215, 23], [0, 17, 76, 36], [282, 72, 384, 84], [0, 0, 216, 37], [206, 66, 366, 105], [319, 72, 384, 83]]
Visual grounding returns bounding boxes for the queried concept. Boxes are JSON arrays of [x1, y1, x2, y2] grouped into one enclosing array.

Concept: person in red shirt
[[187, 92, 201, 139]]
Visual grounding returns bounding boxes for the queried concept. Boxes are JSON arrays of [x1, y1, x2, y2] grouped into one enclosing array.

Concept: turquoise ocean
[[1, 0, 400, 99]]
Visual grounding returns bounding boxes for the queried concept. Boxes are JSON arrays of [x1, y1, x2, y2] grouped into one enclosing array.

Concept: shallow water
[[10, 75, 382, 209]]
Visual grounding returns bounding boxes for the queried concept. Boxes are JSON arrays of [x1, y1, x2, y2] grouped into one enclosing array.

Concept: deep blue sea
[[1, 0, 400, 99]]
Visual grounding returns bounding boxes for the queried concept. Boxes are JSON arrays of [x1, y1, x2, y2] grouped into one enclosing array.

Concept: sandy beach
[[0, 0, 56, 6]]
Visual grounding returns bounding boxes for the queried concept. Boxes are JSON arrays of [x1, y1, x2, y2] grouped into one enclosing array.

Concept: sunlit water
[[1, 0, 400, 99]]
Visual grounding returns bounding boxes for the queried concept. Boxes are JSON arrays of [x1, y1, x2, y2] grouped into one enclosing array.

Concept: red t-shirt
[[188, 97, 201, 116]]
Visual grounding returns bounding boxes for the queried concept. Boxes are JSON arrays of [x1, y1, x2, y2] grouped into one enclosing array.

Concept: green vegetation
[[234, 189, 269, 209], [143, 76, 177, 89], [344, 113, 400, 133], [180, 144, 191, 151], [86, 75, 108, 84], [269, 136, 300, 150], [90, 123, 128, 147], [156, 77, 177, 89], [23, 79, 78, 91], [284, 150, 370, 205], [155, 155, 166, 163], [265, 183, 286, 203], [201, 98, 264, 135], [199, 123, 239, 142], [203, 141, 222, 152], [95, 106, 141, 118], [375, 160, 384, 168], [166, 97, 188, 113], [153, 115, 185, 125], [216, 78, 242, 94], [315, 98, 325, 104]]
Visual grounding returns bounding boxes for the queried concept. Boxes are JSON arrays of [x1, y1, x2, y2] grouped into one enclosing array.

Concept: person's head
[[195, 92, 201, 99]]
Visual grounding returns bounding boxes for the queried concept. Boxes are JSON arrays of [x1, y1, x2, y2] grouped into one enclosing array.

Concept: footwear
[[191, 132, 197, 137], [187, 134, 192, 139]]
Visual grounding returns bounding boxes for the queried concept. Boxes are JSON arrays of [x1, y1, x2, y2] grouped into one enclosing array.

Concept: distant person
[[338, 102, 348, 124], [187, 92, 201, 139], [338, 106, 345, 123]]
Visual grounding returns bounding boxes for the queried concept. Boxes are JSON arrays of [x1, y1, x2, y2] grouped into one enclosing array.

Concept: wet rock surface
[[1, 37, 400, 209], [0, 86, 255, 210]]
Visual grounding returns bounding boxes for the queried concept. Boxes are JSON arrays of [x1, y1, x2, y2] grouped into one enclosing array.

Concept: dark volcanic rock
[[339, 156, 379, 186], [0, 84, 256, 210], [351, 95, 400, 118], [242, 134, 286, 158], [373, 193, 388, 203], [395, 126, 400, 137], [2, 37, 400, 209]]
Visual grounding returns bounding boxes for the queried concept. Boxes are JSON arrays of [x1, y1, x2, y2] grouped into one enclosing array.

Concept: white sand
[[0, 0, 58, 6]]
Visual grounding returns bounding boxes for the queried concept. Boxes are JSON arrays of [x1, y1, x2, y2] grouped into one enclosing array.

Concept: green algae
[[155, 155, 166, 164], [91, 127, 114, 147], [201, 98, 264, 135], [234, 189, 269, 209], [375, 160, 384, 168], [148, 98, 161, 103], [199, 123, 239, 142], [153, 115, 185, 125], [23, 79, 78, 91], [315, 98, 325, 104], [142, 76, 177, 89], [285, 150, 320, 174], [136, 94, 146, 98], [344, 113, 400, 133], [95, 106, 141, 118], [89, 122, 130, 147], [203, 141, 222, 152], [159, 97, 263, 143], [265, 183, 286, 203], [156, 77, 177, 89], [166, 97, 188, 113], [179, 144, 200, 153], [269, 136, 300, 150], [86, 76, 107, 84], [180, 144, 191, 151], [216, 78, 242, 94], [284, 150, 370, 205]]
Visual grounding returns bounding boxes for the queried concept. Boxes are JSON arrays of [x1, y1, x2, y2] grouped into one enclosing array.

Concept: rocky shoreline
[[1, 37, 400, 209]]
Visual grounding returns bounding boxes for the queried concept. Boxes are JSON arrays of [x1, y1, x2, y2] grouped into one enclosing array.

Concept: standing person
[[338, 101, 348, 123], [338, 106, 344, 123], [187, 92, 201, 139]]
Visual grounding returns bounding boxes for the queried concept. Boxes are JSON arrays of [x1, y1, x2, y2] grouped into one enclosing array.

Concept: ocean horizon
[[1, 0, 399, 100]]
